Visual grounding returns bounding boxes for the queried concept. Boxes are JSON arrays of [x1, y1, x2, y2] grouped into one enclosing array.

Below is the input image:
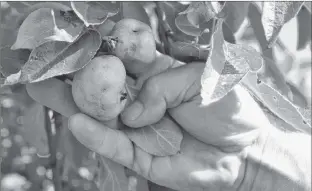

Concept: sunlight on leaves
[[4, 29, 101, 85], [247, 4, 299, 107], [201, 19, 263, 105], [175, 1, 225, 37], [71, 1, 119, 27], [261, 2, 304, 48], [11, 8, 84, 50], [242, 72, 311, 134], [223, 2, 250, 33]]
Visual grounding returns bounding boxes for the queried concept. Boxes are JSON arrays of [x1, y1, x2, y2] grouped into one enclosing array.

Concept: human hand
[[121, 62, 271, 151], [27, 58, 310, 191], [68, 62, 273, 190], [69, 113, 245, 191], [117, 61, 310, 191]]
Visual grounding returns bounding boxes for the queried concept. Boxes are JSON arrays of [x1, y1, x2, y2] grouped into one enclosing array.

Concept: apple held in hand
[[110, 18, 156, 76], [72, 55, 128, 122]]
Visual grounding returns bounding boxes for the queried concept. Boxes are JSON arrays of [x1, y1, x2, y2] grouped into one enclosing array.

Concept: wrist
[[238, 127, 311, 191]]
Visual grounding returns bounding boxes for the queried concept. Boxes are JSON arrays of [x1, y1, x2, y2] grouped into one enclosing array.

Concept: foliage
[[124, 82, 183, 156], [1, 1, 311, 191]]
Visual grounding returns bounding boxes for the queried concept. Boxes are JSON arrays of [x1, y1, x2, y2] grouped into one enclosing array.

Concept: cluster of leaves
[[1, 1, 311, 191], [175, 1, 311, 133]]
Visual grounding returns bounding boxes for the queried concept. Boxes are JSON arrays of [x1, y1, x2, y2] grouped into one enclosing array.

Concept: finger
[[135, 52, 186, 89], [68, 113, 135, 168], [26, 78, 79, 117], [121, 62, 205, 128], [68, 113, 155, 177]]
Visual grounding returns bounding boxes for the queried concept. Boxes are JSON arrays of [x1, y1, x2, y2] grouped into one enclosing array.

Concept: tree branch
[[155, 2, 169, 54], [45, 108, 62, 191], [0, 106, 2, 190]]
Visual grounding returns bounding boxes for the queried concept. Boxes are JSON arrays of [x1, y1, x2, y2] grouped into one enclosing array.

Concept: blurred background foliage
[[0, 1, 311, 191]]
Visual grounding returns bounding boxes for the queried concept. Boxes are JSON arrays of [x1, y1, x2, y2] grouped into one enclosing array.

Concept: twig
[[275, 37, 295, 59], [211, 19, 217, 35], [154, 2, 168, 54], [154, 3, 191, 43], [45, 108, 62, 191], [0, 106, 2, 190]]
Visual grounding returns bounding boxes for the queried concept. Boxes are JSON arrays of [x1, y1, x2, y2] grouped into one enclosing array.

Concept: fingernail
[[122, 101, 144, 121]]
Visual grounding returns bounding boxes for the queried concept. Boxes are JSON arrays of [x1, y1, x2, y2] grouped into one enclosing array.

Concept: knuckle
[[218, 155, 243, 187], [142, 75, 161, 96]]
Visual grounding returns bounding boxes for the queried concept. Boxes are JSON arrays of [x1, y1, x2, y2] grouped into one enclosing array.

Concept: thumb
[[121, 62, 205, 128]]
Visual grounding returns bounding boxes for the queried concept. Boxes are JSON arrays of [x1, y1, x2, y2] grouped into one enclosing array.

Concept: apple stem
[[102, 36, 118, 53]]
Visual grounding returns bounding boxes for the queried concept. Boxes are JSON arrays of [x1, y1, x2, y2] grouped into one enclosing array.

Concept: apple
[[110, 18, 156, 76], [71, 55, 127, 121]]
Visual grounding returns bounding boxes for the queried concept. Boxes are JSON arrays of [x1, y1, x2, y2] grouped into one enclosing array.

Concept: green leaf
[[124, 79, 183, 156], [287, 81, 309, 108], [222, 21, 236, 44], [297, 107, 311, 126], [4, 29, 101, 85], [297, 7, 311, 50], [6, 2, 38, 12], [96, 156, 128, 191], [12, 2, 72, 29], [169, 40, 210, 62], [157, 2, 194, 42], [0, 48, 29, 77], [257, 52, 295, 106], [179, 2, 225, 23], [262, 103, 298, 132], [248, 4, 297, 106], [175, 2, 225, 37], [201, 20, 263, 104], [96, 19, 116, 39], [261, 2, 304, 48], [122, 2, 150, 26], [304, 1, 311, 12], [125, 115, 183, 156], [0, 9, 30, 77], [7, 2, 71, 13], [11, 8, 84, 50], [0, 37, 30, 77], [71, 1, 119, 27], [20, 100, 50, 157], [26, 78, 79, 117], [242, 72, 311, 134], [175, 14, 202, 36], [149, 181, 177, 191], [248, 3, 269, 49], [223, 2, 250, 33]]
